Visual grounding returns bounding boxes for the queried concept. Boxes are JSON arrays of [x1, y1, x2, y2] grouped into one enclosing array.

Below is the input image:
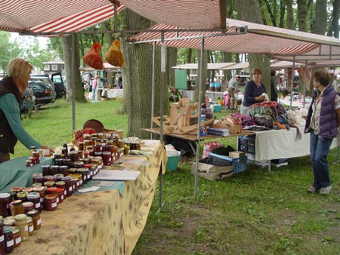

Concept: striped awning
[[0, 0, 226, 34], [118, 0, 226, 29], [131, 18, 340, 57], [172, 62, 234, 70], [0, 0, 124, 34]]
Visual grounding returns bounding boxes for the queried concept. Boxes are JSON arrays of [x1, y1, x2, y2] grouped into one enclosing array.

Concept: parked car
[[51, 73, 66, 98], [27, 79, 56, 106], [31, 73, 66, 98]]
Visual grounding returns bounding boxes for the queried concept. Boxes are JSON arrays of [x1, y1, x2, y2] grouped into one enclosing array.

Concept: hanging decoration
[[105, 40, 124, 67], [83, 42, 104, 70]]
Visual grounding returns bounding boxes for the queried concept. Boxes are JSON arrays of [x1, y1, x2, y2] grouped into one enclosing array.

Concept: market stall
[[0, 139, 166, 255]]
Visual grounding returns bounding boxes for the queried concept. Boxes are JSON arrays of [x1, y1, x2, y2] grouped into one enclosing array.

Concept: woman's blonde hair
[[7, 58, 32, 80]]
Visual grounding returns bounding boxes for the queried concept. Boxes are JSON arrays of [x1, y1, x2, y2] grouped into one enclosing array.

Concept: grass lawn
[[15, 99, 340, 254]]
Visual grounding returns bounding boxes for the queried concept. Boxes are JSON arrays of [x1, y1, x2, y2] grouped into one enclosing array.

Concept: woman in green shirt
[[0, 58, 52, 163]]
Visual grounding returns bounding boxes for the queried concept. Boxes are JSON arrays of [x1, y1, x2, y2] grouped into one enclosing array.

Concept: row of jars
[[0, 211, 41, 254]]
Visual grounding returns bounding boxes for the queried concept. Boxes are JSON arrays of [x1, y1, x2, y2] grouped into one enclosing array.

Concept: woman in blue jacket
[[0, 58, 52, 163]]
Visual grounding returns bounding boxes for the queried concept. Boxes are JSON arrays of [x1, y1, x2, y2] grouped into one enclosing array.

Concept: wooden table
[[143, 128, 254, 142], [12, 140, 166, 255]]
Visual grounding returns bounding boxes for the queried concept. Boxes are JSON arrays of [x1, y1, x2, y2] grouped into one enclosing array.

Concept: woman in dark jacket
[[0, 58, 52, 163], [305, 70, 340, 194], [241, 68, 266, 115]]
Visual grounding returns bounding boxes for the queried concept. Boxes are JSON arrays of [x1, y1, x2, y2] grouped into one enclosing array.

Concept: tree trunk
[[329, 0, 340, 38], [121, 9, 163, 138], [312, 0, 327, 34], [235, 0, 271, 96], [297, 0, 308, 31], [63, 34, 85, 103], [222, 52, 232, 88], [285, 0, 294, 29], [167, 47, 177, 88]]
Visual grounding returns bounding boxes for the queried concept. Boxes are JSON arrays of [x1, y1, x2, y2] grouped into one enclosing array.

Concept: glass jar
[[102, 151, 112, 166], [61, 177, 72, 197], [32, 183, 42, 188], [56, 181, 67, 197], [3, 217, 15, 227], [27, 217, 34, 235], [0, 193, 11, 217], [14, 214, 28, 241], [68, 151, 78, 162], [9, 200, 24, 216], [32, 187, 46, 204], [22, 202, 34, 214], [11, 227, 21, 247], [3, 227, 14, 253], [27, 210, 41, 231], [0, 220, 5, 255], [16, 192, 27, 202], [27, 192, 41, 211], [32, 173, 44, 184], [43, 194, 58, 211], [44, 181, 55, 188]]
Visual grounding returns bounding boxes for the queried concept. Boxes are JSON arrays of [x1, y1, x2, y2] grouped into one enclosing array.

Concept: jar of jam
[[78, 142, 84, 151], [22, 202, 34, 214], [12, 227, 21, 247], [44, 181, 55, 188], [27, 210, 41, 231], [56, 181, 67, 197], [59, 166, 69, 173], [70, 179, 78, 192], [3, 227, 14, 253], [9, 200, 24, 216], [32, 187, 45, 204], [27, 192, 41, 211], [68, 151, 78, 162], [32, 173, 44, 184], [43, 194, 58, 211], [27, 217, 34, 235], [14, 214, 28, 241], [16, 192, 26, 202], [46, 188, 60, 204], [61, 177, 72, 197], [50, 165, 60, 174], [0, 193, 11, 217], [3, 218, 15, 227], [102, 151, 112, 166], [0, 220, 5, 255]]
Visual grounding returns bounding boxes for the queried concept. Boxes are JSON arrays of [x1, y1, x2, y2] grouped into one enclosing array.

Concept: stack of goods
[[233, 102, 291, 131], [153, 98, 214, 135], [74, 129, 126, 165], [0, 189, 42, 253], [212, 116, 242, 135]]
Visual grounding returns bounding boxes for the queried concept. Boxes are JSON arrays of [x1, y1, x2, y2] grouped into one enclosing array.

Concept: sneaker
[[319, 186, 332, 195], [307, 185, 317, 193]]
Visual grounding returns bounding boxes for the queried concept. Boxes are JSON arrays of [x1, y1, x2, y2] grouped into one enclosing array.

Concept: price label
[[64, 190, 67, 196], [51, 202, 57, 208], [25, 226, 28, 231], [7, 240, 14, 247], [61, 195, 64, 200], [40, 198, 44, 203], [29, 226, 34, 232], [69, 187, 72, 192], [0, 235, 4, 242], [35, 203, 41, 208], [16, 237, 21, 244], [37, 219, 42, 225]]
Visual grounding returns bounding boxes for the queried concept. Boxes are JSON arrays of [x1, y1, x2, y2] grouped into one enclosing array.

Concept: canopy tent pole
[[290, 56, 296, 109], [71, 34, 76, 131], [158, 34, 166, 210], [303, 60, 308, 108], [194, 37, 205, 199], [150, 42, 156, 139]]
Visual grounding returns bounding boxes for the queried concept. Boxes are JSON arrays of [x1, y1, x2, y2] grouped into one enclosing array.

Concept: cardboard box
[[229, 151, 245, 158]]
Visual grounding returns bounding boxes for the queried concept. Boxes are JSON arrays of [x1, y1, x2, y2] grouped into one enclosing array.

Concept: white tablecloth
[[253, 128, 338, 161]]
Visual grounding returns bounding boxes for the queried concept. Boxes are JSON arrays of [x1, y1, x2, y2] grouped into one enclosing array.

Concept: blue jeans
[[310, 133, 333, 189]]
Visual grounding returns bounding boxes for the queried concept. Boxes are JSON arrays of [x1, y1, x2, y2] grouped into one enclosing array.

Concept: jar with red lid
[[3, 227, 14, 253], [22, 202, 34, 214], [0, 220, 5, 255], [43, 194, 58, 211], [70, 179, 78, 192], [0, 193, 11, 217], [27, 192, 41, 211], [27, 210, 41, 231], [9, 200, 24, 216], [56, 181, 66, 197]]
